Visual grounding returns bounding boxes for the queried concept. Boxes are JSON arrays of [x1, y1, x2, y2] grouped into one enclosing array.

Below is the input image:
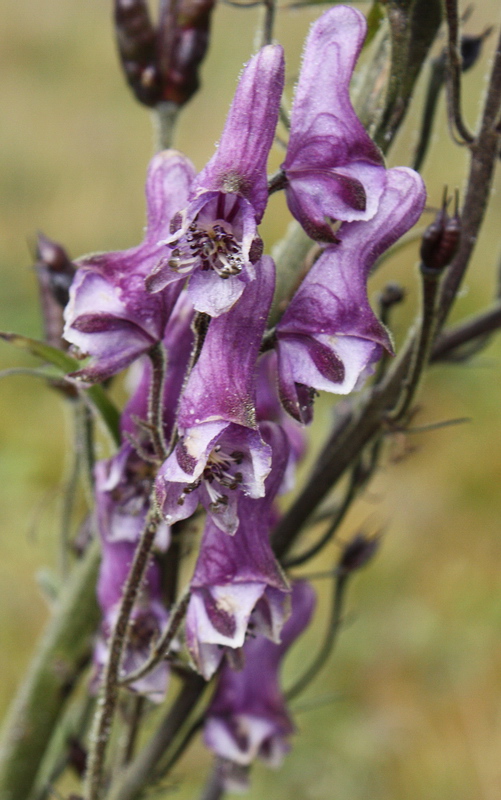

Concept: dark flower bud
[[114, 0, 216, 109], [420, 190, 461, 274], [67, 737, 87, 778], [36, 232, 76, 308], [114, 0, 162, 106], [379, 282, 405, 310], [338, 532, 380, 575], [157, 0, 216, 107], [35, 233, 75, 353], [460, 28, 493, 73]]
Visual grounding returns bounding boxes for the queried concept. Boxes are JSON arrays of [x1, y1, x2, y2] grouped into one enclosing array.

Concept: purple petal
[[178, 256, 275, 429], [144, 149, 196, 243], [276, 167, 426, 405], [194, 46, 285, 220], [284, 7, 382, 170]]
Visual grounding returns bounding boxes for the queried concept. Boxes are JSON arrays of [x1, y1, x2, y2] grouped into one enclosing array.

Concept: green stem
[[83, 507, 162, 800], [106, 675, 206, 800], [286, 575, 348, 701], [0, 540, 100, 800]]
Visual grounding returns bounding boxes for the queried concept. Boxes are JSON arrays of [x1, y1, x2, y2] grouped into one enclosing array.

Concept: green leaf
[[0, 332, 120, 445]]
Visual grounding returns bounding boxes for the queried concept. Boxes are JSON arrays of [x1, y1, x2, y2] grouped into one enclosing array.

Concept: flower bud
[[420, 191, 461, 273], [338, 532, 380, 575], [114, 0, 161, 106], [114, 0, 216, 108]]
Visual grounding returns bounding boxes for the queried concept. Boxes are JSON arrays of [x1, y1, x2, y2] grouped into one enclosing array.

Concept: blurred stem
[[431, 300, 501, 361], [413, 55, 446, 171], [444, 0, 474, 144], [0, 539, 100, 800], [106, 674, 207, 800], [261, 0, 276, 46], [199, 764, 225, 800], [283, 467, 360, 568], [153, 101, 179, 151], [119, 696, 145, 767], [386, 268, 443, 423], [286, 574, 348, 701], [29, 690, 95, 800]]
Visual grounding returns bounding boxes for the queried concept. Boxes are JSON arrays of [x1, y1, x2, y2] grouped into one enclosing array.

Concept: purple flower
[[276, 167, 426, 422], [155, 257, 275, 534], [281, 6, 386, 242], [185, 422, 291, 680], [95, 443, 170, 550], [203, 581, 316, 783], [64, 150, 195, 381], [146, 46, 284, 316], [94, 539, 170, 702]]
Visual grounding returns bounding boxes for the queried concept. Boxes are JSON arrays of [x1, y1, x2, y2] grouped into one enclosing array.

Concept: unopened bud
[[460, 29, 493, 73], [114, 0, 216, 109], [379, 282, 405, 309], [157, 0, 216, 106], [114, 0, 161, 106], [338, 532, 380, 575], [36, 232, 76, 308], [420, 189, 461, 273]]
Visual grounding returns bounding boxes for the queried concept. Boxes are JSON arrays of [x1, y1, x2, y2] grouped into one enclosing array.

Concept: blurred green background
[[1, 1, 501, 798]]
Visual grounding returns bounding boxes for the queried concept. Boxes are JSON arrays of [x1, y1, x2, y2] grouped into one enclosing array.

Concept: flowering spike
[[276, 167, 426, 422], [281, 6, 386, 241]]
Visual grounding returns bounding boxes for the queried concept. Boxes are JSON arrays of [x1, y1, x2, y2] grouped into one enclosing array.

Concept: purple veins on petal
[[276, 166, 427, 422], [155, 256, 276, 532], [281, 5, 386, 241], [147, 46, 284, 315], [203, 581, 316, 774], [63, 150, 195, 381], [184, 423, 292, 679]]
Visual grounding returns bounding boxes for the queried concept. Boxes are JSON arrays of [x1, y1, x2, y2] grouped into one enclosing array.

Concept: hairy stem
[[83, 507, 162, 800]]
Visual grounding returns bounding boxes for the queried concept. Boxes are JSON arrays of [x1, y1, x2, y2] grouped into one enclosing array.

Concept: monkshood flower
[[120, 289, 194, 445], [95, 443, 171, 551], [146, 46, 284, 316], [280, 5, 386, 242], [63, 150, 195, 381], [185, 422, 291, 679], [275, 167, 426, 423], [155, 257, 275, 534], [204, 580, 316, 787], [94, 539, 170, 701]]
